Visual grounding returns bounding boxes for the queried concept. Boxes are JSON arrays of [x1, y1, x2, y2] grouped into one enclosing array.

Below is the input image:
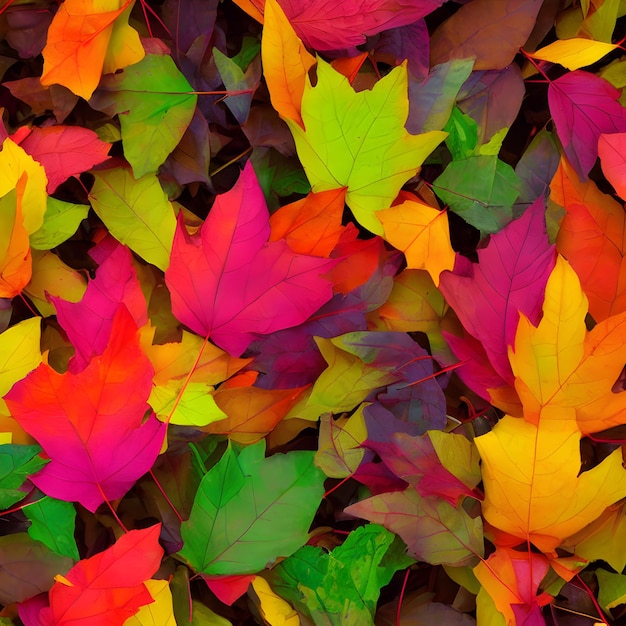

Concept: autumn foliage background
[[3, 0, 626, 624]]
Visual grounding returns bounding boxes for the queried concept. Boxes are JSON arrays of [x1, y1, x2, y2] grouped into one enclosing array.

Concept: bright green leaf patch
[[268, 524, 413, 626], [90, 54, 197, 178], [25, 495, 79, 560], [287, 58, 446, 235], [0, 444, 46, 509], [177, 440, 325, 576]]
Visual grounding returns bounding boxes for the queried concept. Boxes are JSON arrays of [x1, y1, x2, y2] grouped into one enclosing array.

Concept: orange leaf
[[330, 53, 368, 84], [474, 547, 551, 625], [0, 174, 32, 298], [41, 0, 144, 100], [269, 188, 346, 257], [552, 157, 626, 321], [261, 0, 315, 127], [377, 197, 454, 286], [204, 377, 310, 444]]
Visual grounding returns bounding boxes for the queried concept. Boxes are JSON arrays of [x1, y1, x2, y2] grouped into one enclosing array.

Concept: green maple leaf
[[286, 58, 446, 235], [177, 440, 325, 576]]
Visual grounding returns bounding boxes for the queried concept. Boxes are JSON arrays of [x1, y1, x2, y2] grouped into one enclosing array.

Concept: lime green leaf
[[268, 524, 413, 626], [444, 107, 479, 160], [25, 495, 79, 560], [287, 58, 446, 235], [0, 444, 47, 509], [177, 440, 325, 576], [89, 164, 176, 271], [90, 54, 197, 178], [30, 197, 89, 250], [433, 155, 520, 234], [149, 380, 227, 427], [597, 569, 626, 610]]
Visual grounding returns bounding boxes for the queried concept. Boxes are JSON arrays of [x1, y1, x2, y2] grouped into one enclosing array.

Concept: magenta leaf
[[548, 70, 626, 180], [439, 199, 555, 388], [165, 162, 335, 356]]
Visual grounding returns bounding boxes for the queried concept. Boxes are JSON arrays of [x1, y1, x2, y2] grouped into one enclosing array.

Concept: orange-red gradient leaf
[[552, 157, 626, 321], [41, 0, 144, 100]]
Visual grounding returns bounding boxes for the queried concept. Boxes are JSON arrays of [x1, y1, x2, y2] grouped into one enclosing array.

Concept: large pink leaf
[[5, 306, 166, 513], [51, 236, 147, 373], [13, 125, 110, 193], [279, 0, 445, 51], [439, 199, 555, 387], [165, 162, 335, 356], [548, 70, 626, 180]]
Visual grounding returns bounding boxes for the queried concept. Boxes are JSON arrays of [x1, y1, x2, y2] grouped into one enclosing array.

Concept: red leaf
[[202, 574, 255, 606], [5, 306, 166, 512], [548, 70, 626, 180], [27, 525, 163, 626], [14, 125, 110, 193], [165, 162, 335, 356]]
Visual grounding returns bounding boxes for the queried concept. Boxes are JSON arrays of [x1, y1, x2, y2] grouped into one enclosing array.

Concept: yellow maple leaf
[[475, 415, 626, 553], [509, 255, 626, 434], [377, 197, 455, 286]]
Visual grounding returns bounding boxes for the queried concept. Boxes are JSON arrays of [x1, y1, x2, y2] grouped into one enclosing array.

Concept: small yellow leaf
[[378, 198, 455, 286], [250, 576, 300, 626], [123, 579, 176, 626], [530, 38, 616, 70]]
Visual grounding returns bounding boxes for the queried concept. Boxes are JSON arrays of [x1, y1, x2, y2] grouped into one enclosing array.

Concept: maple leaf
[[439, 199, 555, 395], [269, 188, 347, 257], [548, 70, 626, 180], [14, 125, 110, 193], [237, 0, 445, 51], [430, 0, 543, 70], [268, 524, 412, 626], [28, 525, 163, 626], [177, 440, 325, 576], [90, 54, 197, 178], [377, 194, 455, 286], [40, 0, 144, 100], [509, 255, 626, 433], [552, 156, 626, 321], [286, 58, 446, 235], [475, 415, 626, 552], [5, 306, 166, 512], [165, 162, 335, 357], [474, 547, 551, 626], [203, 373, 309, 444], [51, 238, 147, 373]]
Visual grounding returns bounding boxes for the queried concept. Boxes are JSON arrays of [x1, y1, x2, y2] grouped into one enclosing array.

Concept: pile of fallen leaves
[[1, 0, 626, 624]]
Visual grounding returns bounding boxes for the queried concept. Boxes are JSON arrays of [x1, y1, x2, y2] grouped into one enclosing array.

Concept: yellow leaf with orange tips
[[261, 0, 315, 127], [0, 175, 32, 298], [41, 0, 144, 100], [250, 576, 300, 626], [377, 197, 455, 286], [530, 38, 616, 70], [123, 579, 176, 626], [0, 137, 47, 234], [509, 255, 626, 434], [476, 415, 626, 553]]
